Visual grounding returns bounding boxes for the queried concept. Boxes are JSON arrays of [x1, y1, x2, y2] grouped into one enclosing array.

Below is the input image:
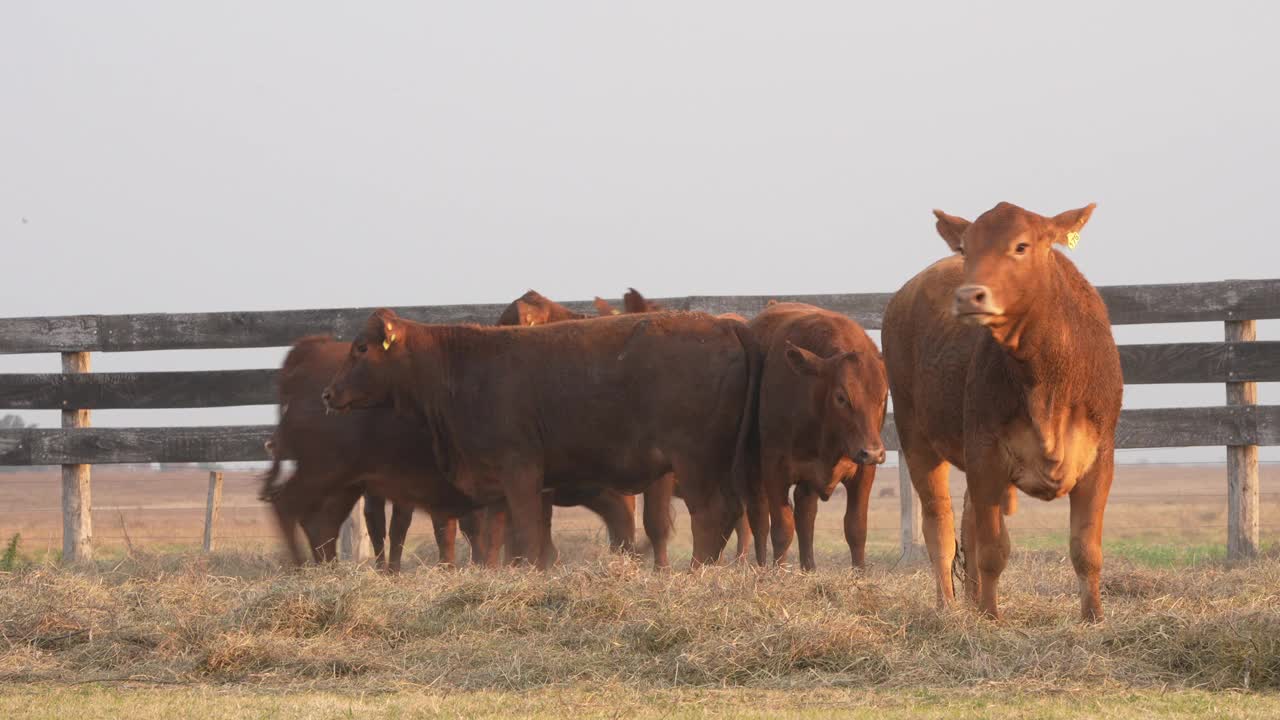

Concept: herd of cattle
[[259, 201, 1122, 621]]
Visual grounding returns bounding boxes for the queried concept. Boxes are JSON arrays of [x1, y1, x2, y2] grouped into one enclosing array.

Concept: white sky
[[2, 2, 1278, 461]]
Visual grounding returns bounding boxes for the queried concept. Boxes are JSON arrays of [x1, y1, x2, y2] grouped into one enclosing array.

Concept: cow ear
[[933, 209, 970, 253], [623, 288, 652, 314], [593, 297, 620, 316], [1050, 203, 1097, 246], [370, 308, 403, 350], [784, 341, 823, 377]]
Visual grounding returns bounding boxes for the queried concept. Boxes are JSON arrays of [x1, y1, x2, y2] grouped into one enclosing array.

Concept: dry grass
[[2, 464, 1277, 566], [1, 550, 1277, 694]]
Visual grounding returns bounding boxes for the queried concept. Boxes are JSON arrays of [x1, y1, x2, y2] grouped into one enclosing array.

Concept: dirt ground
[[1, 464, 1276, 566]]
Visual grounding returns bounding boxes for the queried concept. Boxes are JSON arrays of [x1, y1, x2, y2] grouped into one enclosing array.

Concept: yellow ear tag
[[382, 332, 396, 351], [1065, 231, 1081, 250], [611, 309, 620, 316]]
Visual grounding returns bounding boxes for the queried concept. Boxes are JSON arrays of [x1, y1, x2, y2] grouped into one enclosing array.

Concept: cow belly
[[545, 446, 673, 495], [999, 419, 1098, 501]]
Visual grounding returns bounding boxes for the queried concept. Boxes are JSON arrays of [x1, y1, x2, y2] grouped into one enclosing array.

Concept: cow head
[[322, 309, 408, 412], [784, 340, 888, 493], [593, 297, 621, 316], [936, 202, 1096, 328]]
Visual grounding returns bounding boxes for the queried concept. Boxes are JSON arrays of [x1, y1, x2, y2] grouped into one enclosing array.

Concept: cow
[[594, 289, 756, 564], [881, 202, 1121, 621], [260, 337, 489, 571], [322, 309, 760, 568], [498, 289, 588, 326], [264, 335, 640, 570], [747, 302, 887, 570], [359, 290, 646, 568]]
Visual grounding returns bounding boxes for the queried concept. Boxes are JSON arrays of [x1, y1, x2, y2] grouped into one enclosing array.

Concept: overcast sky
[[2, 2, 1277, 461]]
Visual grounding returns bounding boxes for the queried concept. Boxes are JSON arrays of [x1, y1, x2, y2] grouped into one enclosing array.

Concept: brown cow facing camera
[[748, 302, 887, 571], [322, 309, 760, 568], [882, 202, 1122, 621]]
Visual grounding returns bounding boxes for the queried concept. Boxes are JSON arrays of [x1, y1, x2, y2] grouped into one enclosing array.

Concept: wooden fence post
[[60, 352, 92, 564], [203, 471, 223, 553], [339, 496, 372, 562], [898, 459, 924, 560], [1226, 319, 1259, 560]]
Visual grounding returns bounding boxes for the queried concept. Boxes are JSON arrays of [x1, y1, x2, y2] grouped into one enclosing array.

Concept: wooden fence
[[1, 279, 1277, 563]]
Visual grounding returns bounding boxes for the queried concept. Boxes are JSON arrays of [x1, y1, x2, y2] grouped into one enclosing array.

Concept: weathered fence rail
[[1, 277, 1276, 563]]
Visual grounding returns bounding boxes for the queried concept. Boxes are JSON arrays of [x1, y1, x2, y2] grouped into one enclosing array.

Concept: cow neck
[[983, 259, 1073, 383], [983, 257, 1094, 456], [401, 325, 458, 446]]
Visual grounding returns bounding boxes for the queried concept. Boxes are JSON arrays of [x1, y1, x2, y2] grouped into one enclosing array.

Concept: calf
[[323, 309, 760, 567], [882, 202, 1121, 621], [749, 302, 887, 570]]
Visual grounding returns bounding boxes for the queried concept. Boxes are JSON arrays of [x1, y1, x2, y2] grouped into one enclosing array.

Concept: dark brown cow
[[261, 337, 487, 570], [322, 309, 759, 567], [357, 291, 644, 569], [882, 202, 1121, 621], [748, 302, 887, 570], [265, 337, 639, 570]]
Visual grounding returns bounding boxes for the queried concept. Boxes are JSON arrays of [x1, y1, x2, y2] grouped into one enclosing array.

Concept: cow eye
[[355, 343, 368, 354], [1014, 242, 1030, 255], [835, 392, 849, 407]]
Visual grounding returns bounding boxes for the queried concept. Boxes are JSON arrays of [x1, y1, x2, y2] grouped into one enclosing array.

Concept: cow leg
[[1069, 452, 1113, 622], [960, 489, 979, 604], [843, 464, 876, 569], [537, 492, 560, 568], [678, 460, 736, 567], [382, 502, 412, 572], [744, 477, 770, 567], [763, 454, 796, 566], [363, 493, 388, 571], [469, 504, 506, 568], [458, 508, 484, 566], [731, 510, 752, 564], [483, 504, 508, 568], [905, 447, 957, 607], [302, 484, 363, 563], [643, 474, 676, 570], [501, 472, 547, 568], [968, 474, 1011, 620], [428, 508, 456, 568], [269, 470, 334, 566], [794, 483, 819, 571], [580, 489, 636, 554]]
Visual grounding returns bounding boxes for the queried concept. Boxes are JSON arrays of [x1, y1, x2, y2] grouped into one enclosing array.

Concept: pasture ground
[[0, 464, 1277, 718]]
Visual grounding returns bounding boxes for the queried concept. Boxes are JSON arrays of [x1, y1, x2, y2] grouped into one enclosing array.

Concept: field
[[1, 464, 1278, 718]]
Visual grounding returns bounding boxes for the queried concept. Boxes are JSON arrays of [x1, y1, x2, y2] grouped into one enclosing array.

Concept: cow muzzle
[[954, 284, 1003, 323], [853, 446, 886, 466], [320, 387, 344, 414]]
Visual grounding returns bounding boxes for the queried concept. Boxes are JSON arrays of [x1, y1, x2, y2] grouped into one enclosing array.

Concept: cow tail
[[728, 323, 762, 514]]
